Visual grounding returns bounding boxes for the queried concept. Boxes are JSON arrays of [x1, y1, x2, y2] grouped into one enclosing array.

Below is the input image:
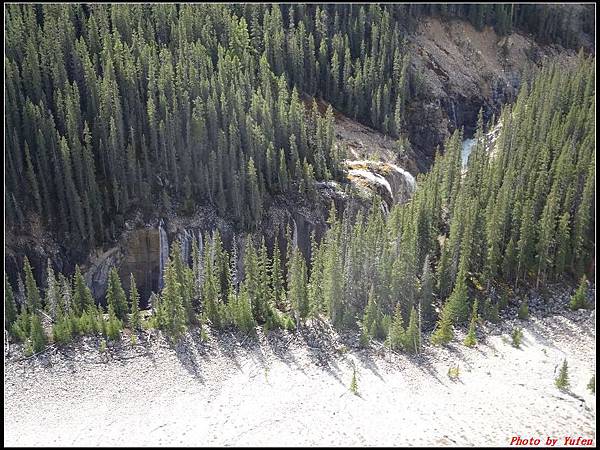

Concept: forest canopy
[[4, 3, 595, 345], [5, 3, 594, 248]]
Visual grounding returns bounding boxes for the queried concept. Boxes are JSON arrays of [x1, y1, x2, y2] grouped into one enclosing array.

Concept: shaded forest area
[[3, 4, 596, 355], [6, 51, 595, 351], [5, 4, 595, 251]]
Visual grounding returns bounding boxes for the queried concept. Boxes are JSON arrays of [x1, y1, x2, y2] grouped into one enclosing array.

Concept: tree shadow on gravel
[[171, 329, 208, 381], [210, 327, 297, 379], [353, 347, 386, 382], [262, 329, 311, 378], [294, 320, 348, 386], [520, 321, 562, 353], [201, 325, 347, 387], [529, 314, 595, 346], [407, 351, 445, 385], [443, 343, 475, 372]]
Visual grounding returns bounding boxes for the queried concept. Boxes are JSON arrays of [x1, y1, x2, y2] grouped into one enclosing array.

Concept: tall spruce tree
[[157, 258, 187, 339], [129, 273, 141, 330], [405, 306, 421, 354], [288, 248, 309, 322], [23, 257, 41, 314], [5, 275, 18, 330], [73, 265, 94, 315], [106, 267, 128, 322], [388, 303, 406, 351]]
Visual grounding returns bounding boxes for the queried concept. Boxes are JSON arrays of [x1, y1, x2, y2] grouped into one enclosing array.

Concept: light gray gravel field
[[4, 302, 596, 447]]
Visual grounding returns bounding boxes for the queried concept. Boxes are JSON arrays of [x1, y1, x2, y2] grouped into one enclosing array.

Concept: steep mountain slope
[[3, 8, 589, 307], [405, 17, 580, 170]]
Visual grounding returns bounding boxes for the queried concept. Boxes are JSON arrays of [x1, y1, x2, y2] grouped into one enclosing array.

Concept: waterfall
[[195, 230, 204, 291], [209, 230, 215, 264], [388, 164, 417, 191], [380, 199, 389, 215], [348, 168, 394, 199], [180, 231, 186, 266], [198, 230, 204, 259], [158, 219, 169, 291], [461, 138, 476, 167], [292, 217, 298, 250], [346, 160, 417, 205], [180, 228, 192, 267]]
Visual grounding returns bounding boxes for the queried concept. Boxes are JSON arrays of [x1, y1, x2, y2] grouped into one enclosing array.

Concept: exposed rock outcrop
[[406, 17, 579, 169], [5, 215, 77, 292], [345, 160, 416, 208], [84, 247, 122, 306], [80, 183, 356, 307]]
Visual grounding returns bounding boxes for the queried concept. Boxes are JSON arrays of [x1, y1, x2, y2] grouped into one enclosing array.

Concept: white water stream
[[348, 168, 394, 199], [158, 219, 169, 291], [461, 138, 476, 167]]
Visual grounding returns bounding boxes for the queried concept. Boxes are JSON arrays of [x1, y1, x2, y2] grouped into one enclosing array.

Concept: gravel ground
[[4, 292, 596, 447]]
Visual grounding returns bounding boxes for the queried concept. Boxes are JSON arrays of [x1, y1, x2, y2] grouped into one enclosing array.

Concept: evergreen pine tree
[[482, 298, 500, 323], [106, 303, 123, 341], [288, 248, 309, 322], [517, 299, 529, 319], [511, 326, 523, 348], [129, 273, 141, 330], [73, 265, 94, 315], [44, 262, 61, 320], [569, 276, 588, 310], [30, 314, 47, 353], [555, 359, 570, 390], [349, 365, 359, 395], [404, 306, 421, 354], [418, 255, 435, 324], [52, 307, 75, 345], [270, 238, 287, 310], [158, 259, 187, 339], [388, 303, 406, 351], [362, 286, 380, 341], [445, 272, 470, 324], [431, 301, 454, 346], [23, 257, 42, 314], [202, 243, 222, 328], [232, 286, 256, 334], [106, 267, 128, 321], [587, 374, 595, 394]]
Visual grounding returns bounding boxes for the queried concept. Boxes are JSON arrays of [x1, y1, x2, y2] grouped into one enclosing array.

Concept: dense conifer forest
[[4, 4, 596, 353], [5, 4, 594, 241]]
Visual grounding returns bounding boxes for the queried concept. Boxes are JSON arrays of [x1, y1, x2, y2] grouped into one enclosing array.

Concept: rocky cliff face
[[345, 161, 416, 209], [118, 229, 160, 307], [406, 17, 578, 169], [79, 184, 361, 307], [5, 215, 78, 294], [84, 247, 122, 305]]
